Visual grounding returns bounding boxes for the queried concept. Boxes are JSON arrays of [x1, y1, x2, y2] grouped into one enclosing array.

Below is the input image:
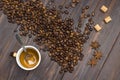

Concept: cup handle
[[12, 52, 17, 58]]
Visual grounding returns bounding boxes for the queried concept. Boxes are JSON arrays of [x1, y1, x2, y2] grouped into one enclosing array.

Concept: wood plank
[[0, 14, 27, 80], [76, 0, 120, 79], [62, 0, 102, 79], [4, 0, 67, 80], [0, 25, 20, 80], [62, 0, 120, 80], [96, 32, 120, 80], [0, 0, 120, 80]]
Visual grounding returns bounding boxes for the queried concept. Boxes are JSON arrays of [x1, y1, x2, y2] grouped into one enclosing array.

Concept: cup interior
[[16, 45, 41, 70]]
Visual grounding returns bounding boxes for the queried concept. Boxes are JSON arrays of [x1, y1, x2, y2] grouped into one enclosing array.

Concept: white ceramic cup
[[16, 45, 41, 70]]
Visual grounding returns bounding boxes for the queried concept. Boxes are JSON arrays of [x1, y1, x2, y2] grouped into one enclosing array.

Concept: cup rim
[[16, 45, 41, 70]]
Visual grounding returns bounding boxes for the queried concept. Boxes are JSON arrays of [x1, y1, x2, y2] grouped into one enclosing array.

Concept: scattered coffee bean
[[64, 10, 69, 14], [71, 3, 76, 8], [85, 5, 89, 9], [58, 5, 63, 10], [87, 14, 90, 17], [91, 11, 95, 17], [65, 4, 70, 9]]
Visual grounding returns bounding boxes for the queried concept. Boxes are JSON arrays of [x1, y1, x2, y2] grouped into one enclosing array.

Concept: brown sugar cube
[[94, 24, 102, 32], [100, 5, 108, 13], [104, 16, 112, 23], [12, 52, 17, 57]]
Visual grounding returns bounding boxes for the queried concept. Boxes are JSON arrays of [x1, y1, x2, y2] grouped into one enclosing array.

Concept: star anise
[[88, 58, 97, 67], [90, 41, 100, 50], [94, 50, 102, 59]]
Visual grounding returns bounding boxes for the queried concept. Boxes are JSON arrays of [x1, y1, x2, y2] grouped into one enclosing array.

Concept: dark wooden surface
[[0, 0, 120, 80]]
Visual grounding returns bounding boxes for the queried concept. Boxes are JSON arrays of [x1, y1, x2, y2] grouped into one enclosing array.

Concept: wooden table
[[0, 0, 120, 80]]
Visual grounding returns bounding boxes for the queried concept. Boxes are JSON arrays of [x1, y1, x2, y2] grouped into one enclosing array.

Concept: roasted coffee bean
[[91, 11, 95, 17], [79, 53, 84, 60], [88, 26, 93, 31], [13, 29, 18, 32], [65, 4, 70, 9], [84, 14, 87, 18], [87, 14, 90, 17], [90, 20, 94, 25], [85, 5, 89, 9], [88, 18, 92, 22], [71, 3, 76, 8], [58, 5, 63, 10], [82, 9, 85, 13], [64, 10, 69, 14], [78, 24, 82, 28], [84, 35, 89, 40], [86, 23, 90, 26]]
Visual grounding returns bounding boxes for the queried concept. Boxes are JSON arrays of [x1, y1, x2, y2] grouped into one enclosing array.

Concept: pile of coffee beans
[[0, 0, 95, 73]]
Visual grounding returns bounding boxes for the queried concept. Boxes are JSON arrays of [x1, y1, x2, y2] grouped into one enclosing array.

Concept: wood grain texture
[[62, 0, 120, 80], [0, 0, 120, 80], [97, 32, 120, 80]]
